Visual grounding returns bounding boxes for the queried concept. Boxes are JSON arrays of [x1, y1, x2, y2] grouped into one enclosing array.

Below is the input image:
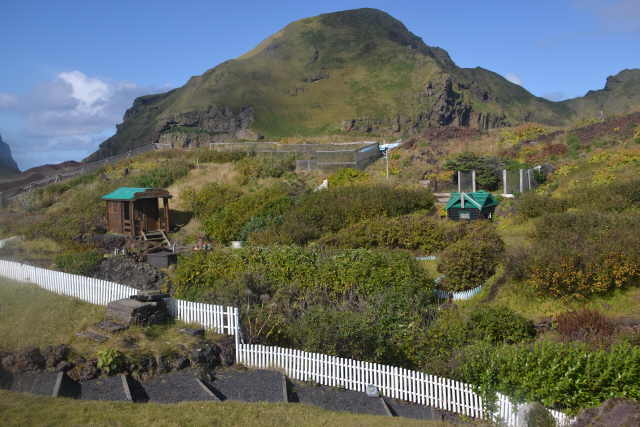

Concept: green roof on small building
[[445, 191, 499, 210], [101, 187, 152, 201]]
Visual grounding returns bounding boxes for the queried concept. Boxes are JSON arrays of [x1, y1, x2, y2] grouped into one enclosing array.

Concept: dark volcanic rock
[[93, 256, 165, 290], [106, 298, 169, 326], [43, 344, 70, 371], [0, 134, 20, 176], [573, 398, 640, 427], [12, 348, 45, 372]]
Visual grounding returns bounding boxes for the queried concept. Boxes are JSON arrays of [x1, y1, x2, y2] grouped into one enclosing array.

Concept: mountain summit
[[89, 8, 640, 159]]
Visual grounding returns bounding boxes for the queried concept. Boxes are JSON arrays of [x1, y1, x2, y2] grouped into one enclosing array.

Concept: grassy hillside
[[88, 8, 640, 159]]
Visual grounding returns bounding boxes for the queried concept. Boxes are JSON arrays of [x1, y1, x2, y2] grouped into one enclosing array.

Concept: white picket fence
[[434, 284, 484, 301], [237, 344, 573, 426], [0, 259, 238, 337]]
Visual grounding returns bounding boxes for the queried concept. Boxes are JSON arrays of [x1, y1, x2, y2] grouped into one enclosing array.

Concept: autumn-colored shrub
[[528, 211, 640, 298], [555, 309, 616, 344]]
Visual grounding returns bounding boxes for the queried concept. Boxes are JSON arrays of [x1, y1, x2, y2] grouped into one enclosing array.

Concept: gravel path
[[9, 372, 58, 396], [290, 381, 387, 416], [143, 369, 213, 403], [211, 368, 283, 402], [79, 376, 128, 401]]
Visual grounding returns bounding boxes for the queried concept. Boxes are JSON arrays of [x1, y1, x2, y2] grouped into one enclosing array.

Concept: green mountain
[[89, 8, 640, 160]]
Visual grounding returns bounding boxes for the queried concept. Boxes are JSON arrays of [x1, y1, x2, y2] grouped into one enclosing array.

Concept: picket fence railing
[[434, 284, 484, 301], [237, 344, 573, 427], [0, 259, 238, 337], [0, 258, 572, 426]]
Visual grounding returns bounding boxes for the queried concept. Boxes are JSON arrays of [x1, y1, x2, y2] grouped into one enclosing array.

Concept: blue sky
[[1, 0, 639, 169]]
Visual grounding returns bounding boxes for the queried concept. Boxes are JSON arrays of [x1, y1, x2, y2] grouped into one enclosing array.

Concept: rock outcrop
[[0, 134, 20, 177]]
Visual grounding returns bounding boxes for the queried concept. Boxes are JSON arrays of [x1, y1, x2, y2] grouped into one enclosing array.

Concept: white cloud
[[573, 0, 640, 32], [505, 73, 523, 86], [0, 71, 169, 169], [0, 93, 18, 109]]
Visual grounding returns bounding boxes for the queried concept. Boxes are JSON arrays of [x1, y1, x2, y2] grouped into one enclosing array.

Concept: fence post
[[519, 169, 524, 193]]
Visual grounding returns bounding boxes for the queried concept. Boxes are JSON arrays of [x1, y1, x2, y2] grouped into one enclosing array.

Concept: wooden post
[[163, 198, 170, 232], [457, 171, 461, 193], [129, 201, 135, 237]]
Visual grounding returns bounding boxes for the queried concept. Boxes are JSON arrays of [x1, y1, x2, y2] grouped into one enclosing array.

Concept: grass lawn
[[0, 278, 104, 351], [0, 390, 456, 427], [0, 278, 216, 356]]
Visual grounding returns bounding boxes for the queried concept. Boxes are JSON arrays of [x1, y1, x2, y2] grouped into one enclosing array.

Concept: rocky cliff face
[[0, 135, 20, 176], [88, 9, 640, 160]]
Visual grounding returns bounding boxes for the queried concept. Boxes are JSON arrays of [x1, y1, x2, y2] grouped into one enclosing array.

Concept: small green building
[[446, 191, 499, 221]]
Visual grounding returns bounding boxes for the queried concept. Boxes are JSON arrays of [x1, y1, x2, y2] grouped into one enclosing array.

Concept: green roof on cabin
[[101, 187, 152, 201], [446, 191, 499, 210]]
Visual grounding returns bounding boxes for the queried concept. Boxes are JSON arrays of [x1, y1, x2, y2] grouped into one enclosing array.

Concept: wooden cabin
[[446, 190, 499, 221], [102, 187, 172, 237]]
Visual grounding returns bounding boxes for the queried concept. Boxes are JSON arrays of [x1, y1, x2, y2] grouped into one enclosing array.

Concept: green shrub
[[54, 250, 102, 275], [437, 223, 505, 291], [96, 348, 125, 375], [253, 185, 434, 245], [468, 306, 535, 345], [444, 153, 502, 191], [457, 341, 640, 414], [328, 168, 369, 187], [202, 186, 290, 243], [317, 214, 456, 253]]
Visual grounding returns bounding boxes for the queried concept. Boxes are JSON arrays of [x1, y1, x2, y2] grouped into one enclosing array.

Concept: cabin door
[[138, 199, 160, 232]]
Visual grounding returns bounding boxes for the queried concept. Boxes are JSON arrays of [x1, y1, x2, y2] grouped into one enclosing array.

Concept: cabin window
[[123, 202, 130, 220], [460, 212, 471, 220]]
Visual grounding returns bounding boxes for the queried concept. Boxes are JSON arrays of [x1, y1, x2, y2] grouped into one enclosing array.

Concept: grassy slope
[[0, 278, 209, 356], [0, 391, 452, 427], [0, 279, 104, 351]]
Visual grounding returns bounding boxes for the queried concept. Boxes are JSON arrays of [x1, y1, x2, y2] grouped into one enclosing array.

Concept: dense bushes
[[172, 246, 435, 365], [514, 192, 567, 220], [457, 341, 640, 413], [317, 214, 458, 253], [250, 185, 435, 245], [409, 305, 535, 375], [437, 223, 505, 291], [528, 212, 640, 297], [173, 246, 433, 301], [202, 186, 292, 243]]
